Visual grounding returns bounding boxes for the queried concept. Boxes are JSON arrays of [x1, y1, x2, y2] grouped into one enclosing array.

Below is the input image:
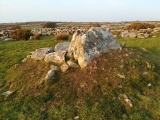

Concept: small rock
[[2, 91, 12, 97], [22, 58, 27, 62], [60, 63, 69, 72], [122, 94, 133, 107], [143, 72, 148, 75], [45, 66, 59, 80], [15, 64, 19, 68], [148, 83, 152, 87], [117, 74, 125, 79], [67, 60, 79, 68], [74, 116, 79, 120], [120, 65, 124, 69], [142, 48, 147, 52], [118, 85, 123, 88]]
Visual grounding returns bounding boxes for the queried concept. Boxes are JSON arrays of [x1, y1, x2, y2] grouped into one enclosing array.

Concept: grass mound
[[1, 48, 159, 119]]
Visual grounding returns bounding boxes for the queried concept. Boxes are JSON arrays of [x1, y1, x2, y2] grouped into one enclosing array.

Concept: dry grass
[[34, 33, 40, 40], [55, 33, 69, 41]]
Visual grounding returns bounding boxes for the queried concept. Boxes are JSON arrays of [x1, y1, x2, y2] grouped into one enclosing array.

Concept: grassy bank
[[0, 35, 160, 119]]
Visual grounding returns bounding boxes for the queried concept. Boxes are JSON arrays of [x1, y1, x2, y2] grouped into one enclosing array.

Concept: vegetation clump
[[10, 26, 32, 40], [43, 22, 57, 28], [10, 25, 21, 30], [55, 33, 69, 41], [126, 22, 155, 30]]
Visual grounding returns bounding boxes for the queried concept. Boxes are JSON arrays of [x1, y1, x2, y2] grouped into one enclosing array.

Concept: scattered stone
[[74, 116, 80, 120], [144, 33, 149, 38], [142, 48, 147, 52], [117, 74, 125, 79], [45, 66, 59, 80], [60, 63, 69, 72], [2, 91, 12, 97], [22, 58, 27, 62], [143, 71, 148, 75], [31, 47, 54, 60], [67, 60, 79, 68], [68, 27, 121, 68], [122, 94, 133, 107], [55, 42, 70, 52], [30, 36, 34, 40], [4, 38, 13, 41], [15, 64, 19, 68], [44, 51, 66, 65], [119, 65, 124, 69], [148, 83, 152, 87], [121, 31, 129, 38]]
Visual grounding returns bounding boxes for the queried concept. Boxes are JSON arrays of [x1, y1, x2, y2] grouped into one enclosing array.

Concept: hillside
[[0, 35, 160, 119]]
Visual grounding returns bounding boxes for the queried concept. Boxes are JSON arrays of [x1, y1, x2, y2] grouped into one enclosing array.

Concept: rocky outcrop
[[55, 42, 70, 52], [31, 48, 54, 60], [68, 27, 121, 68]]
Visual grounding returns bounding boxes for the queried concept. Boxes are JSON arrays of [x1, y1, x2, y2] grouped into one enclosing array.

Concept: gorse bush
[[43, 22, 57, 28], [126, 22, 155, 30], [86, 22, 101, 30], [10, 25, 21, 30], [90, 22, 101, 27], [10, 27, 32, 40], [55, 33, 69, 41]]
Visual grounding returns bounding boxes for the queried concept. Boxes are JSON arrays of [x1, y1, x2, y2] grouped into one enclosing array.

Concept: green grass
[[0, 36, 69, 86], [0, 35, 160, 119], [22, 25, 42, 29], [118, 35, 160, 73]]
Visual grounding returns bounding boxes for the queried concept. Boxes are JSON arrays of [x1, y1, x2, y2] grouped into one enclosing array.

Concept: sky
[[0, 0, 160, 23]]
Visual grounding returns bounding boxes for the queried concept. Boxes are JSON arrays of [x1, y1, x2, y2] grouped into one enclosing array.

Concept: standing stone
[[55, 42, 70, 52], [68, 27, 121, 68]]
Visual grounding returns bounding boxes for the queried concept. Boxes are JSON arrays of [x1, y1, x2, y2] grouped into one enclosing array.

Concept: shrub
[[90, 22, 101, 27], [86, 22, 101, 30], [11, 28, 32, 40], [55, 33, 69, 41], [10, 25, 21, 30], [126, 22, 155, 30], [43, 22, 57, 28], [34, 33, 40, 40]]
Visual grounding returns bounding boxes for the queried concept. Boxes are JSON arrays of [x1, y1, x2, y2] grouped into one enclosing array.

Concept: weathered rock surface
[[2, 91, 13, 97], [68, 27, 121, 68], [60, 63, 69, 72], [44, 51, 66, 65], [31, 48, 53, 60], [45, 65, 59, 80], [55, 42, 70, 52], [67, 60, 79, 68]]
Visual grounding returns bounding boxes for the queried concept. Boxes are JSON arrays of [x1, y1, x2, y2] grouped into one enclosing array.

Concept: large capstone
[[68, 27, 121, 68]]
